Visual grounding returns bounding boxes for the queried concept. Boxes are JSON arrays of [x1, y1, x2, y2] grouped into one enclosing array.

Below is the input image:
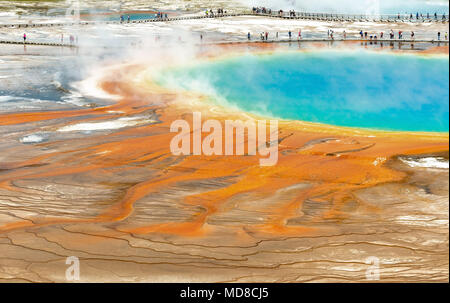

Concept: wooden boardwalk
[[212, 38, 450, 44], [0, 12, 448, 28], [254, 12, 449, 23], [1, 38, 448, 48], [0, 13, 248, 28], [0, 40, 76, 47]]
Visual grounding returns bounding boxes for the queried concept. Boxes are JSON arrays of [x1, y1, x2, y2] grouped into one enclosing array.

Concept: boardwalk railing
[[0, 40, 77, 47], [0, 11, 448, 28], [1, 38, 448, 48], [0, 13, 248, 28], [254, 11, 449, 23]]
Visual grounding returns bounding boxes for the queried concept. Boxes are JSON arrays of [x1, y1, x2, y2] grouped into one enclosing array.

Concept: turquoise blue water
[[156, 51, 449, 132], [81, 12, 157, 21]]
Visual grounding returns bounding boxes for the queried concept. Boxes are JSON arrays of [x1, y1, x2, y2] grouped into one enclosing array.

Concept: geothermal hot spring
[[156, 50, 449, 133]]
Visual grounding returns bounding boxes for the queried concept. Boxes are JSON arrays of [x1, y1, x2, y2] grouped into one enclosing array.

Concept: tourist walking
[[23, 33, 26, 43]]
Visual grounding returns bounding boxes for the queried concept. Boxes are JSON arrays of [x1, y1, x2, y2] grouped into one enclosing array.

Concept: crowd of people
[[16, 7, 449, 46], [244, 29, 449, 41], [251, 8, 448, 21], [253, 7, 301, 17], [155, 12, 169, 19], [357, 29, 448, 41], [252, 7, 271, 14], [114, 8, 448, 25], [205, 8, 228, 17], [402, 12, 447, 20], [246, 29, 303, 41]]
